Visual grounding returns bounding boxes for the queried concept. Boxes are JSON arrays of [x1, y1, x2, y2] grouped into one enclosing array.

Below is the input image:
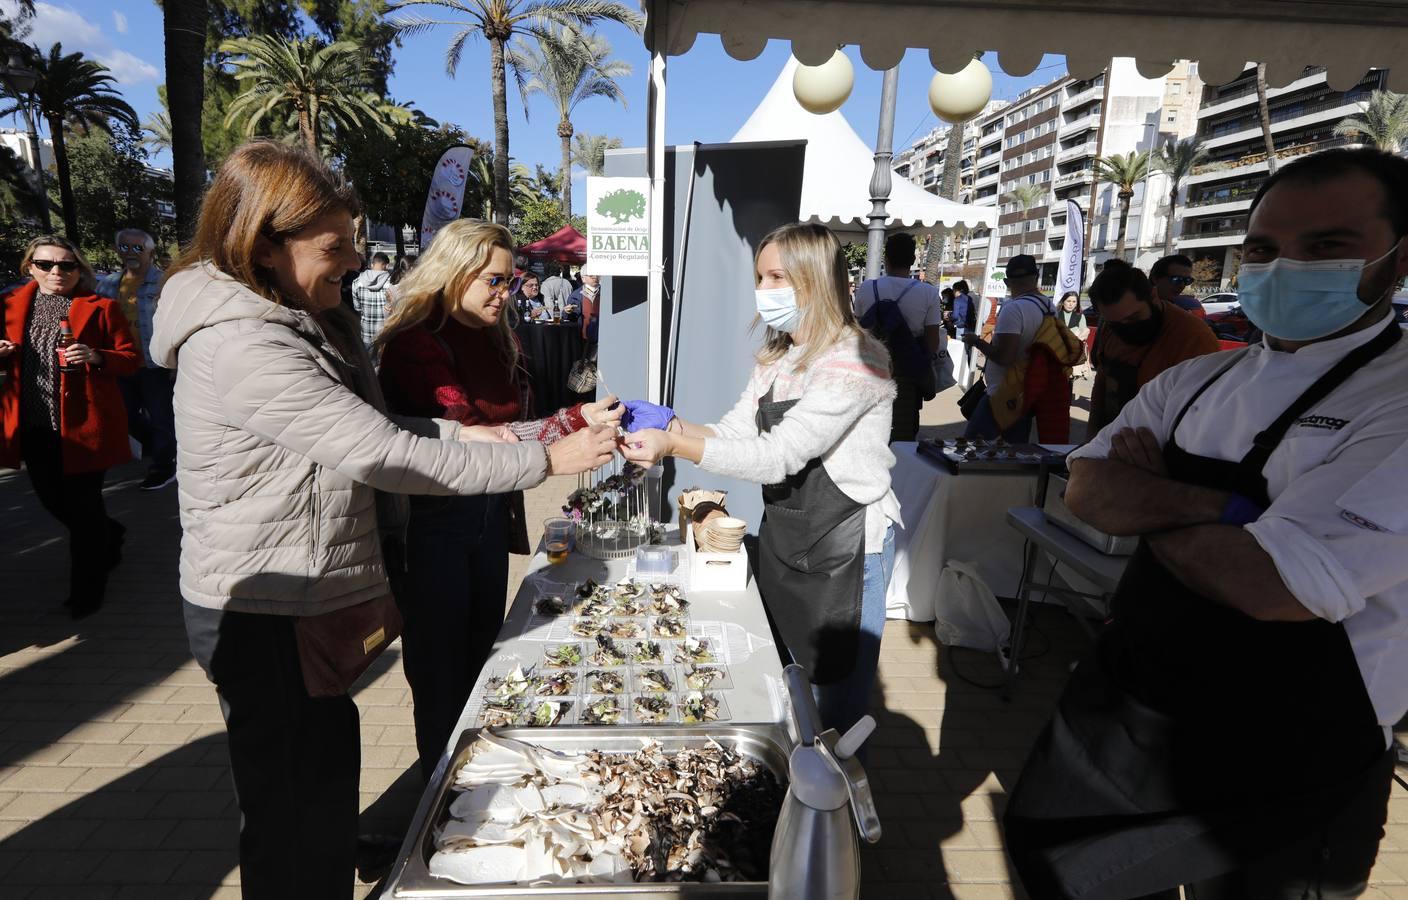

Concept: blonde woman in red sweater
[[377, 220, 622, 778]]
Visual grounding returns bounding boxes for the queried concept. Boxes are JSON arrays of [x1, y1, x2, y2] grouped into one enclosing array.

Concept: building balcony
[[974, 169, 1000, 188], [1187, 138, 1363, 185], [1197, 67, 1327, 119], [1047, 218, 1068, 234], [1201, 94, 1369, 151], [1057, 141, 1098, 163], [1055, 169, 1095, 189], [978, 129, 1002, 148], [1178, 223, 1248, 249], [1059, 113, 1101, 138], [1064, 84, 1103, 110]]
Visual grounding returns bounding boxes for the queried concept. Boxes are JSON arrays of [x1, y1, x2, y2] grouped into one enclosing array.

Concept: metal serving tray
[[385, 724, 793, 898], [1042, 475, 1139, 556]]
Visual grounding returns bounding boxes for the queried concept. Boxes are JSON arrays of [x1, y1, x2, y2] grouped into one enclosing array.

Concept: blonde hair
[[754, 223, 864, 371], [375, 219, 520, 374], [22, 234, 97, 295], [168, 141, 359, 308]]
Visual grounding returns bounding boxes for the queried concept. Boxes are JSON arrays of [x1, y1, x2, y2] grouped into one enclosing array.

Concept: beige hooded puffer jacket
[[150, 264, 548, 616]]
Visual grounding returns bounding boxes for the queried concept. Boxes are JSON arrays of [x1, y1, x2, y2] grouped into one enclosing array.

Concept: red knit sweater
[[378, 317, 587, 444]]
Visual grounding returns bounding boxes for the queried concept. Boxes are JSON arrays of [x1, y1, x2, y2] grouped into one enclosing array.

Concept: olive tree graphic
[[595, 189, 647, 224]]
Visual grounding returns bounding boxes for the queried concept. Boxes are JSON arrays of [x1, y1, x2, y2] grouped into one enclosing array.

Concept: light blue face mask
[[755, 285, 802, 334], [1237, 240, 1400, 342]]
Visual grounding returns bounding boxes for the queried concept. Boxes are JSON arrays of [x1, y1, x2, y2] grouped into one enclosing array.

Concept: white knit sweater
[[699, 332, 902, 553]]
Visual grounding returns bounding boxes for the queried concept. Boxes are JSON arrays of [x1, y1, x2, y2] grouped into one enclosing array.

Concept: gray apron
[[754, 384, 867, 685]]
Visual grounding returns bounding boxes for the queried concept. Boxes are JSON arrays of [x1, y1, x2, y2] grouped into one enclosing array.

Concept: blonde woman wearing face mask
[[621, 222, 901, 736], [375, 219, 623, 780]]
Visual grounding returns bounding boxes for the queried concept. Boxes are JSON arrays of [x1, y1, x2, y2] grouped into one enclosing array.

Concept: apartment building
[[894, 58, 1205, 288], [1179, 65, 1388, 286]]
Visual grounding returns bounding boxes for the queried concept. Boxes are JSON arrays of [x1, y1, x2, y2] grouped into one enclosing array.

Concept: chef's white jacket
[[1072, 312, 1408, 741]]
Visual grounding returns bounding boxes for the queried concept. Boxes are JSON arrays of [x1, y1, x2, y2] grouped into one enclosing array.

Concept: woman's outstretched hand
[[582, 394, 625, 429], [547, 424, 617, 475], [620, 428, 671, 468]]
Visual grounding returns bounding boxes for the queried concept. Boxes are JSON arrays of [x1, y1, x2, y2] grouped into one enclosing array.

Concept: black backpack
[[858, 280, 938, 401]]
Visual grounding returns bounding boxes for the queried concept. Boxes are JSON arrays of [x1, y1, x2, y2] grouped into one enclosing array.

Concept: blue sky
[[9, 1, 1066, 213]]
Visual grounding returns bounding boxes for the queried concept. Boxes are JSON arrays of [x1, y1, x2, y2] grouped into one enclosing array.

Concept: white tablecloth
[[885, 443, 1041, 621]]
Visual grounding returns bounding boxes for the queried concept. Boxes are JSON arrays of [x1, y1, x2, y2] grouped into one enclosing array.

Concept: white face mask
[[755, 285, 801, 333]]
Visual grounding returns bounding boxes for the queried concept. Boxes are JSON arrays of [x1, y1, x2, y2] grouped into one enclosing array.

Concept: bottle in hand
[[57, 318, 80, 374]]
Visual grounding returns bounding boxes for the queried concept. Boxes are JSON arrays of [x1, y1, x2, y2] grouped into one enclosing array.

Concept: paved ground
[[2, 386, 1407, 898]]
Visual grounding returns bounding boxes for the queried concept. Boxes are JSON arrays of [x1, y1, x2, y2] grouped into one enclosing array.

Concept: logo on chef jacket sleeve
[[1341, 509, 1387, 532], [1294, 414, 1350, 432]]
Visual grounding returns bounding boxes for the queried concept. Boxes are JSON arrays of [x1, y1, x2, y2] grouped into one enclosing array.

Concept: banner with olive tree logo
[[586, 177, 650, 276]]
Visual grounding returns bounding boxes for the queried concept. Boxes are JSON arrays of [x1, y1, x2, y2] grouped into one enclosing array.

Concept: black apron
[[755, 384, 867, 685], [1005, 322, 1401, 899]]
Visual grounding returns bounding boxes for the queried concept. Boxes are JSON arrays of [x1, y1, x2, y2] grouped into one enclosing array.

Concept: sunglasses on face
[[118, 243, 147, 254], [481, 274, 523, 293], [33, 259, 79, 273], [1167, 275, 1194, 286]]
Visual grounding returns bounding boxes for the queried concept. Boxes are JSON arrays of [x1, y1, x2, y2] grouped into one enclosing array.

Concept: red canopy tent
[[518, 225, 587, 266]]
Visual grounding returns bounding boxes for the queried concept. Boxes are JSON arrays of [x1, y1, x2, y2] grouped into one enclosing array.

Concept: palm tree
[[1334, 90, 1408, 152], [509, 24, 630, 217], [1154, 137, 1208, 255], [1093, 150, 1151, 260], [1254, 63, 1277, 174], [220, 35, 390, 154], [0, 143, 40, 222], [162, 0, 208, 241], [389, 0, 642, 225], [9, 44, 139, 242], [466, 152, 536, 221], [142, 110, 172, 154], [572, 132, 621, 177], [1003, 183, 1047, 215]]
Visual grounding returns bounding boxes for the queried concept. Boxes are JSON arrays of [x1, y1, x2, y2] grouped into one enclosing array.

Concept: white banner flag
[[586, 177, 650, 276], [419, 144, 475, 252], [1055, 198, 1085, 297]]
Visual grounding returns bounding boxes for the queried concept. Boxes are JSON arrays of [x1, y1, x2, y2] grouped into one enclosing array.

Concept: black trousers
[[21, 428, 114, 601], [184, 603, 361, 900], [890, 375, 922, 443], [118, 367, 177, 467], [397, 492, 509, 781]]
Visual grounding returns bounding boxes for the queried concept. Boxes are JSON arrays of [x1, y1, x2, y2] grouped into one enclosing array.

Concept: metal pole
[[1133, 119, 1154, 263], [865, 67, 900, 280], [644, 0, 668, 404]]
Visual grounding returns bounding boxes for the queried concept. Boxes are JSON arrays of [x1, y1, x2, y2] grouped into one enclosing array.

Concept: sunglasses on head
[[33, 259, 79, 273], [118, 243, 147, 254], [1168, 275, 1194, 286]]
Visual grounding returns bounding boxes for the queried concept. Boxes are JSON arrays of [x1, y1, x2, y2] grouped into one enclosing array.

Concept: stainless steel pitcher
[[768, 665, 882, 899]]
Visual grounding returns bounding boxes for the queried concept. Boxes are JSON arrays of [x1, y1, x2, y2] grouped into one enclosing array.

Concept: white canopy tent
[[636, 0, 1408, 402], [731, 57, 996, 234]]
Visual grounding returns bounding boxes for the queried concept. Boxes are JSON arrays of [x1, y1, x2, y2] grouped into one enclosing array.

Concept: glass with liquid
[[544, 517, 574, 565]]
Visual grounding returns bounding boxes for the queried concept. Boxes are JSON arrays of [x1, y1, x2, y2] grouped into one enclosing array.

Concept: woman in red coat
[[0, 235, 143, 617]]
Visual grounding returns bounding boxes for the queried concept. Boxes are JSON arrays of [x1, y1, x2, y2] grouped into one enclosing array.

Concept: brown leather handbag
[[293, 595, 403, 697]]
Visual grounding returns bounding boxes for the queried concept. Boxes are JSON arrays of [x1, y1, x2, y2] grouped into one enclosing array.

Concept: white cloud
[[3, 1, 160, 84]]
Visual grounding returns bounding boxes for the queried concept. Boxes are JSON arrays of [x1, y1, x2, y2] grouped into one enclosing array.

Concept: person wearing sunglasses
[[1150, 252, 1205, 318], [375, 219, 622, 781], [0, 235, 143, 617], [97, 228, 177, 490], [1086, 259, 1220, 437]]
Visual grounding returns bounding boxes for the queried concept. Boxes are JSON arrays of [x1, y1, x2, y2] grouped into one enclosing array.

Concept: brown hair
[[22, 234, 97, 295], [168, 141, 360, 307], [754, 222, 864, 371]]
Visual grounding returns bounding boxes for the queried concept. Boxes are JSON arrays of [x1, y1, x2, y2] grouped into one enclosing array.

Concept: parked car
[[1205, 305, 1254, 342], [1199, 292, 1240, 316]]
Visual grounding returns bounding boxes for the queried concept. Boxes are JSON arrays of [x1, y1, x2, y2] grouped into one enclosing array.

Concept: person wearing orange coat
[[1086, 259, 1221, 438], [0, 235, 143, 617]]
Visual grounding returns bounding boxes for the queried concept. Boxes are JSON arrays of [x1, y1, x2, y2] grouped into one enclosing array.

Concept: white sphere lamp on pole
[[792, 50, 855, 114], [928, 58, 993, 124]]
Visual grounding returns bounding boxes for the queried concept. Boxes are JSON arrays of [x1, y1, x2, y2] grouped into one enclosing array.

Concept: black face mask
[[1109, 304, 1163, 345]]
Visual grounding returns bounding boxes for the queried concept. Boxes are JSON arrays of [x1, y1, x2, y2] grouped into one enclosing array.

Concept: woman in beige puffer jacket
[[150, 142, 614, 900]]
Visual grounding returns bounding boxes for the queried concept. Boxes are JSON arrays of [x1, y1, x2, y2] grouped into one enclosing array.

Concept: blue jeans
[[964, 393, 1034, 443], [813, 525, 895, 738]]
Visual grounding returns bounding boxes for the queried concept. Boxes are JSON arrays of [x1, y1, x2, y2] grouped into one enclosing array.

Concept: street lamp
[[0, 52, 51, 230], [1132, 115, 1156, 263], [793, 51, 992, 280]]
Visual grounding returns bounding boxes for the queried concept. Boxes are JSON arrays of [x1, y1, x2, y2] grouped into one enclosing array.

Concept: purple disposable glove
[[622, 400, 675, 433]]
